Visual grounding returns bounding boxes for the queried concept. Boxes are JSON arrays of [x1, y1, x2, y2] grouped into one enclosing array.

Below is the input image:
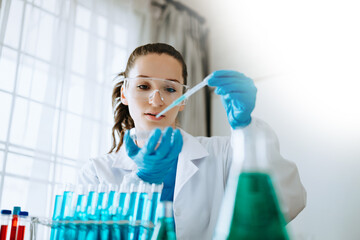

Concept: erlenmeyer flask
[[213, 119, 289, 240]]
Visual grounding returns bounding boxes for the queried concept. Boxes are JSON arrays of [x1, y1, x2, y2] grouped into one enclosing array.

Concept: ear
[[120, 85, 129, 105]]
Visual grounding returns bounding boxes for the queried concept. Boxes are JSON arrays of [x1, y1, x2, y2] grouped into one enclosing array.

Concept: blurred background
[[0, 0, 359, 239]]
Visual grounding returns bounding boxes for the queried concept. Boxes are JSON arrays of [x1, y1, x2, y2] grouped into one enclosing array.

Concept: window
[[0, 0, 130, 228]]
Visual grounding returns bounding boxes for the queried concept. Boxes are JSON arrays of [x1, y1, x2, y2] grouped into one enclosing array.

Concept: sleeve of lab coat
[[270, 154, 307, 222], [257, 119, 306, 222], [231, 118, 307, 222], [77, 159, 100, 185]]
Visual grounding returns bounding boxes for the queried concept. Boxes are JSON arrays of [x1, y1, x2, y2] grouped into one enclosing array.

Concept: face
[[121, 53, 185, 132]]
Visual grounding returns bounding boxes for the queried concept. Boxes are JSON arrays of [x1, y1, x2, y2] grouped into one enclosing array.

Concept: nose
[[149, 90, 164, 106]]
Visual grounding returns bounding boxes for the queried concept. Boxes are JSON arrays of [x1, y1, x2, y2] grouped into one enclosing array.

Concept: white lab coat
[[78, 119, 306, 240]]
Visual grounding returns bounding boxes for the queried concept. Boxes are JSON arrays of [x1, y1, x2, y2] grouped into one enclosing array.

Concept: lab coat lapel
[[174, 129, 209, 200]]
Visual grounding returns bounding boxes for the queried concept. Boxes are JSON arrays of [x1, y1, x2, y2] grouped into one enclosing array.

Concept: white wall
[[182, 0, 360, 239]]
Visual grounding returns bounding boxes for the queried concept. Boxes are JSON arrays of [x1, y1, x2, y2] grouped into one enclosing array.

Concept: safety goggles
[[122, 77, 189, 105]]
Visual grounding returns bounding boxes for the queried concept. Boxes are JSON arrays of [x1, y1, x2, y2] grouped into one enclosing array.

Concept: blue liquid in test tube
[[100, 184, 117, 240], [149, 186, 162, 226], [106, 184, 117, 213], [117, 192, 127, 217], [139, 183, 162, 240], [99, 184, 116, 240], [77, 185, 96, 240], [50, 185, 63, 240], [86, 185, 97, 216], [95, 191, 106, 218], [128, 182, 147, 240], [126, 184, 139, 221], [113, 182, 129, 240], [88, 184, 107, 240], [135, 191, 149, 240], [60, 191, 74, 219], [71, 185, 86, 240], [53, 196, 63, 220], [57, 184, 74, 240], [122, 183, 139, 240], [75, 195, 85, 216], [74, 187, 86, 218]]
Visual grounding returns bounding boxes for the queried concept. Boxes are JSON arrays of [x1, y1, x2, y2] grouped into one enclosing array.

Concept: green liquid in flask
[[228, 172, 289, 240]]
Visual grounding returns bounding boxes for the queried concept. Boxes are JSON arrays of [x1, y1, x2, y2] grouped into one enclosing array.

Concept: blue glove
[[207, 70, 257, 129], [124, 127, 183, 184], [160, 157, 178, 201]]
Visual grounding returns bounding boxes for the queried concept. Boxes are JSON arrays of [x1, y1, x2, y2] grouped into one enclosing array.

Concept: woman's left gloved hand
[[124, 127, 183, 184], [207, 70, 257, 129]]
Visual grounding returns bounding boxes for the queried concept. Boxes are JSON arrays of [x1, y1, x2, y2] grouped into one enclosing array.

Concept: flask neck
[[231, 121, 269, 173]]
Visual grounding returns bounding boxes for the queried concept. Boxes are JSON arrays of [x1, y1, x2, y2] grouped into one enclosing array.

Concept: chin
[[140, 122, 166, 130]]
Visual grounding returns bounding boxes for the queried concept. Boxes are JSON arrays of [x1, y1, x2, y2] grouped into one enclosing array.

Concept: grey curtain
[[128, 0, 209, 136]]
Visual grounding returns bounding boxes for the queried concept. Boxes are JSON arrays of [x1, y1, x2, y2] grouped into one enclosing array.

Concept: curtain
[[129, 0, 209, 136]]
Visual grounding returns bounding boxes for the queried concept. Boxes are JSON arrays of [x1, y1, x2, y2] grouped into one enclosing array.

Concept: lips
[[145, 112, 165, 119]]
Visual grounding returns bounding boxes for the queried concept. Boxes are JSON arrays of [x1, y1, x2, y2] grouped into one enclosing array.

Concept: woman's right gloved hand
[[207, 70, 257, 129], [124, 127, 183, 184]]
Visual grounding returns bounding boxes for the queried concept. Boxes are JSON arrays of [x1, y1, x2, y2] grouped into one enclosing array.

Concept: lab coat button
[[175, 209, 181, 216]]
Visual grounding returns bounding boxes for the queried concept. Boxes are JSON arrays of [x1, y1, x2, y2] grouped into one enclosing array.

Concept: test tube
[[127, 183, 140, 223], [97, 184, 117, 240], [59, 183, 75, 220], [96, 184, 110, 240], [149, 184, 163, 226], [74, 185, 86, 219], [9, 206, 21, 240], [94, 183, 108, 219], [85, 184, 97, 217], [50, 185, 64, 240], [16, 211, 29, 240], [57, 184, 75, 240], [106, 184, 117, 215], [85, 184, 102, 240], [52, 185, 64, 220], [139, 183, 163, 240], [0, 209, 12, 240], [112, 182, 128, 240], [116, 182, 129, 219], [76, 185, 95, 240], [69, 185, 86, 240], [121, 182, 138, 240], [129, 181, 148, 240]]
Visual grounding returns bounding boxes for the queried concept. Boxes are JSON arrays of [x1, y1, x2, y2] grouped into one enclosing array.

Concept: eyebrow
[[136, 75, 181, 84]]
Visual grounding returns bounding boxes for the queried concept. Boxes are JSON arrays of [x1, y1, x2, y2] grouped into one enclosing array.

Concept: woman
[[78, 43, 306, 239]]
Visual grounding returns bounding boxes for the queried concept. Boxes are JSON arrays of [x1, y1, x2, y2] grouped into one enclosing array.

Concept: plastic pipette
[[156, 74, 212, 118]]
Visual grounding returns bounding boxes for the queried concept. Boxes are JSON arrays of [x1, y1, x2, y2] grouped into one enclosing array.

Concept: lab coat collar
[[178, 129, 209, 161]]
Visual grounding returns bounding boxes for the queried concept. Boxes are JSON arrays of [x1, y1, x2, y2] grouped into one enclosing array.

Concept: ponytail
[[109, 72, 134, 153]]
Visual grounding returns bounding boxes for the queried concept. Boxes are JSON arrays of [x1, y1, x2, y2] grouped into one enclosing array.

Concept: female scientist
[[78, 43, 306, 239]]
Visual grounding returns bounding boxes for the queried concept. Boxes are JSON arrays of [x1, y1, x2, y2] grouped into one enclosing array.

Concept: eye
[[137, 84, 150, 90], [165, 87, 176, 93]]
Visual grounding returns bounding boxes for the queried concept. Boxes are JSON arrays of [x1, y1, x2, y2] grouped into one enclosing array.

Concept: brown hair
[[109, 43, 188, 153]]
